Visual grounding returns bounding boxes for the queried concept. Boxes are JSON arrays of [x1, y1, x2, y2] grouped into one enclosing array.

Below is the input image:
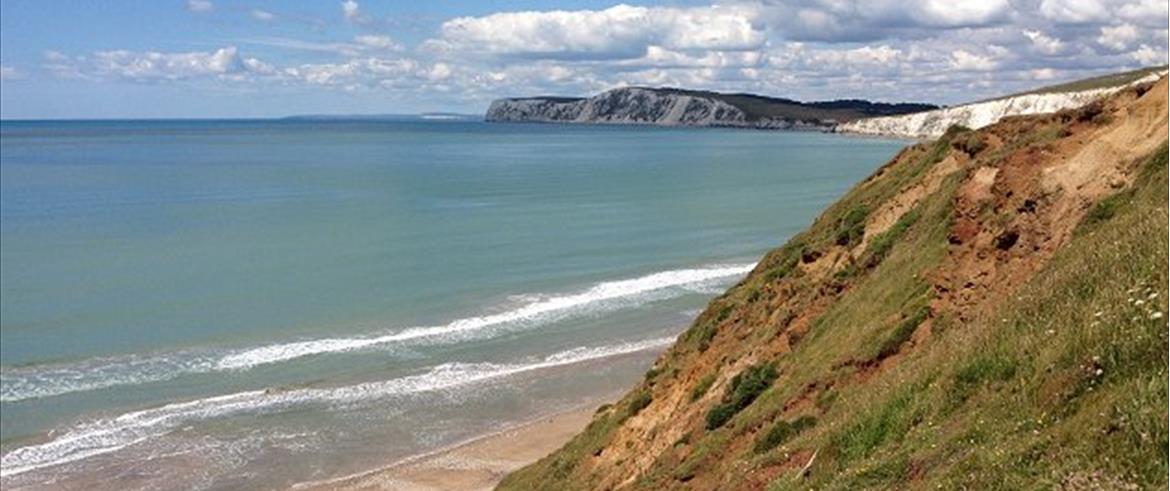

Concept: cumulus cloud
[[431, 4, 765, 60], [1097, 24, 1140, 51], [1039, 0, 1109, 24], [186, 0, 213, 14], [252, 9, 275, 22], [755, 0, 1011, 42], [342, 0, 369, 24], [1023, 30, 1065, 55], [1129, 44, 1166, 65], [28, 0, 1170, 111], [354, 35, 402, 51], [950, 49, 1000, 71], [45, 46, 279, 82]]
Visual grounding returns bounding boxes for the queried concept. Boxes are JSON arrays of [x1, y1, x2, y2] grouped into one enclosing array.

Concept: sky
[[0, 0, 1166, 119]]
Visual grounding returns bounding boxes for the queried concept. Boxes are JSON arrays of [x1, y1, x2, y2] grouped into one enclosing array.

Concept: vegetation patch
[[625, 389, 653, 420], [754, 416, 817, 454], [834, 205, 869, 246], [875, 305, 930, 360], [690, 373, 717, 402], [946, 353, 1018, 410], [829, 387, 921, 464], [705, 362, 778, 430], [862, 208, 921, 269]]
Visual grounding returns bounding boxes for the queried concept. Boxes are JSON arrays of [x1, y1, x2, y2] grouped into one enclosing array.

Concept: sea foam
[[0, 337, 672, 478], [1, 262, 753, 402]]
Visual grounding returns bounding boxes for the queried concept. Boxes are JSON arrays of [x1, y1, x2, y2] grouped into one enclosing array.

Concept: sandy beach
[[294, 402, 605, 491]]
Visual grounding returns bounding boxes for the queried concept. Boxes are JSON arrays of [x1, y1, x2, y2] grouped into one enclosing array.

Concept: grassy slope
[[499, 81, 1168, 490], [991, 65, 1167, 100]]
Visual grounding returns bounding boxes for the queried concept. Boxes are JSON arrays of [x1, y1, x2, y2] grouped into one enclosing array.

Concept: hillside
[[840, 66, 1167, 138], [499, 77, 1168, 490], [485, 87, 934, 130]]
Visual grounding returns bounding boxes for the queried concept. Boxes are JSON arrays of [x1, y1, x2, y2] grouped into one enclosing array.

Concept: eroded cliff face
[[485, 88, 831, 130], [839, 70, 1167, 138], [499, 78, 1169, 490]]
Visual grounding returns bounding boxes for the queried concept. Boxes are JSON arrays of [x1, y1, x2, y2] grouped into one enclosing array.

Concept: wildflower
[[1095, 368, 1104, 376], [1135, 299, 1145, 306], [1150, 312, 1164, 320], [1148, 292, 1158, 299], [1094, 311, 1103, 317]]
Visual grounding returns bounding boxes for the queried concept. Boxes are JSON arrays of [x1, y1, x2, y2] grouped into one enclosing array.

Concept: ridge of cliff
[[485, 87, 934, 130]]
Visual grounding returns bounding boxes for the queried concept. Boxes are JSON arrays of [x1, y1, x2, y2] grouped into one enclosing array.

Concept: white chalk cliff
[[486, 88, 831, 130], [839, 71, 1167, 139]]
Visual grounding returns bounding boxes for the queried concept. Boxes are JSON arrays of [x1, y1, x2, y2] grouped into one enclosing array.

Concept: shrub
[[625, 389, 653, 419], [690, 373, 717, 402], [705, 403, 740, 430], [705, 362, 778, 430], [753, 416, 817, 454], [835, 205, 870, 246]]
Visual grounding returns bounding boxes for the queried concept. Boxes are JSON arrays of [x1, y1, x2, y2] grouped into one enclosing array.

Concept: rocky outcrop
[[839, 69, 1167, 138], [486, 87, 932, 131]]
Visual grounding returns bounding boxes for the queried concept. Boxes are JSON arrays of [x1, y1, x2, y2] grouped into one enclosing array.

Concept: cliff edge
[[499, 76, 1169, 490], [840, 67, 1167, 138], [485, 87, 934, 130]]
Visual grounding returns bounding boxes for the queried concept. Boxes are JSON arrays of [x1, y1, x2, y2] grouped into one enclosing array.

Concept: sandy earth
[[293, 405, 601, 491]]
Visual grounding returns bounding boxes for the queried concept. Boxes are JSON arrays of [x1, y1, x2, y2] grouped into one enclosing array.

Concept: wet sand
[[295, 403, 604, 491]]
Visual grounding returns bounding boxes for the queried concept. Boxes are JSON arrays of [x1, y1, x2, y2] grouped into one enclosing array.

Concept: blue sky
[[0, 0, 1165, 119]]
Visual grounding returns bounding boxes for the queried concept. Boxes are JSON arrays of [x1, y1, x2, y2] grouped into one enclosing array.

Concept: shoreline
[[292, 395, 617, 491]]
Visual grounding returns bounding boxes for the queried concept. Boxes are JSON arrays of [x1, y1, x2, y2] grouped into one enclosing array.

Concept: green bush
[[704, 362, 778, 430], [690, 373, 717, 402], [753, 416, 817, 453], [625, 389, 652, 419], [705, 403, 740, 430], [835, 205, 870, 246]]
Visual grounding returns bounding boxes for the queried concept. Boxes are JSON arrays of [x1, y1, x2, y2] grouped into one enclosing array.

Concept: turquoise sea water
[[0, 119, 906, 489]]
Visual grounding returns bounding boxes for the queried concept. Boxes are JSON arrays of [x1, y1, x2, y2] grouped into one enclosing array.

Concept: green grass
[[754, 416, 817, 454], [499, 111, 1167, 491], [785, 142, 1169, 490], [861, 208, 920, 269], [1005, 65, 1166, 98], [874, 305, 930, 360]]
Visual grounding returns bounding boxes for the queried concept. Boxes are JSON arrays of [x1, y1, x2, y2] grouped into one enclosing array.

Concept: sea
[[0, 119, 906, 489]]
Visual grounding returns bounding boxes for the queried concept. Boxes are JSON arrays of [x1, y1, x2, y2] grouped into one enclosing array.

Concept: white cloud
[[757, 0, 1011, 42], [1129, 44, 1167, 65], [342, 0, 369, 24], [1039, 0, 1109, 24], [1117, 0, 1169, 26], [25, 0, 1170, 111], [48, 46, 279, 82], [1023, 30, 1065, 55], [186, 0, 213, 13], [1031, 68, 1058, 80], [432, 4, 765, 60], [0, 64, 20, 80], [950, 49, 998, 71], [354, 35, 402, 51], [1097, 24, 1140, 51], [252, 9, 275, 22]]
